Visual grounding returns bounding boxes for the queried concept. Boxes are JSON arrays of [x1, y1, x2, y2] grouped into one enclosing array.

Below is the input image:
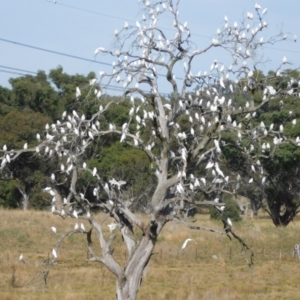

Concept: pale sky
[[0, 0, 299, 95]]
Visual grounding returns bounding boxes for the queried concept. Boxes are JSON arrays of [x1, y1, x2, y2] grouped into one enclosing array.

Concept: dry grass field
[[1, 208, 300, 300]]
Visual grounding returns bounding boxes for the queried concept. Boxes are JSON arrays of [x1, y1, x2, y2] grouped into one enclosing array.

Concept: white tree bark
[[116, 234, 156, 300], [17, 181, 30, 210]]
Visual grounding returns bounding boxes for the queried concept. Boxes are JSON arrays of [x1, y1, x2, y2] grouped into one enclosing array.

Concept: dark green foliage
[[209, 206, 220, 220], [221, 69, 300, 226], [0, 86, 14, 116], [0, 110, 54, 208], [97, 142, 154, 199], [0, 110, 51, 148], [9, 71, 61, 120], [222, 199, 242, 222], [103, 101, 131, 128], [0, 180, 19, 208], [30, 188, 51, 210], [49, 66, 98, 118], [0, 68, 103, 209], [209, 199, 241, 222]]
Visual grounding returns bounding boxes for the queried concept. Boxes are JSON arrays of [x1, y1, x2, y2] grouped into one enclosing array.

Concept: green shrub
[[222, 199, 242, 222], [209, 199, 241, 222]]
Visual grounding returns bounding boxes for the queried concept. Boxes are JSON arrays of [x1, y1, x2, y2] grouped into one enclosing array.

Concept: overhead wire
[[0, 65, 37, 75], [0, 38, 111, 67], [0, 64, 170, 96], [50, 0, 300, 54], [0, 38, 184, 81], [0, 69, 30, 76], [55, 2, 131, 23], [264, 46, 300, 54], [51, 1, 212, 39], [1, 1, 298, 91]]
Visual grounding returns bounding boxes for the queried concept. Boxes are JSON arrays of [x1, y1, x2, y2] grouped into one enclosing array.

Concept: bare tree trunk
[[22, 193, 30, 210], [266, 194, 297, 227], [17, 181, 30, 210], [270, 207, 296, 227], [116, 235, 155, 300]]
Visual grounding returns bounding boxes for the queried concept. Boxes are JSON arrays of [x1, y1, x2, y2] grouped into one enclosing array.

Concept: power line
[[55, 2, 130, 23], [264, 46, 300, 54], [45, 0, 210, 40], [0, 38, 111, 67], [1, 35, 297, 95], [0, 37, 184, 80], [0, 67, 128, 93], [0, 69, 30, 76], [0, 65, 37, 75], [49, 0, 300, 53], [0, 64, 170, 96], [51, 1, 211, 39]]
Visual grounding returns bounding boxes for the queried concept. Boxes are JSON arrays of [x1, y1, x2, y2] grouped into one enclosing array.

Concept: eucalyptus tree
[[0, 1, 299, 299], [0, 86, 13, 115], [0, 110, 52, 209], [222, 71, 300, 226], [9, 71, 61, 120], [49, 66, 99, 117]]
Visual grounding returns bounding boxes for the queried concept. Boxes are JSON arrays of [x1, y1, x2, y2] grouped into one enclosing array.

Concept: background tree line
[[0, 67, 300, 226], [0, 67, 154, 210]]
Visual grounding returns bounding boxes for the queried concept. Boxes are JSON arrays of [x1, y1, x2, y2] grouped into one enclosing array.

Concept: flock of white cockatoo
[[0, 1, 298, 271], [92, 0, 299, 214]]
